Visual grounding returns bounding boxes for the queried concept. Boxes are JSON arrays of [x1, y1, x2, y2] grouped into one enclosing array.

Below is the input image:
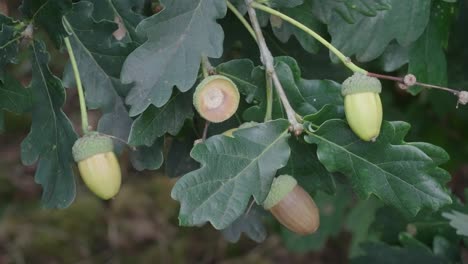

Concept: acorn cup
[[263, 175, 320, 235], [342, 73, 383, 142], [72, 133, 122, 200], [193, 75, 240, 123]]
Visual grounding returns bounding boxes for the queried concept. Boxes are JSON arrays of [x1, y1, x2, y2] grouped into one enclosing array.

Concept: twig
[[245, 0, 302, 134], [64, 34, 89, 135], [264, 74, 273, 121], [251, 2, 367, 75]]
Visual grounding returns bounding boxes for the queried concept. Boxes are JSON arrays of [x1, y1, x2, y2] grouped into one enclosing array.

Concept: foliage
[[1, 0, 468, 262]]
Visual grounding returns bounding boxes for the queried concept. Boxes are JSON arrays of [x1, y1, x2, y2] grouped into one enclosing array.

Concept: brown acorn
[[263, 175, 320, 235]]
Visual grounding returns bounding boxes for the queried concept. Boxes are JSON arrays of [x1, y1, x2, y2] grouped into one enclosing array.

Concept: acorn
[[193, 75, 240, 123], [263, 175, 320, 235], [342, 73, 383, 141], [72, 133, 121, 199]]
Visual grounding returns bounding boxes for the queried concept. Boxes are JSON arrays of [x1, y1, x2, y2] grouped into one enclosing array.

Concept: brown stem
[[245, 0, 302, 134]]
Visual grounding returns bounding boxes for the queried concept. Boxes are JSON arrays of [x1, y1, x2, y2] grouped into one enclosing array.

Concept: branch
[[245, 0, 302, 134]]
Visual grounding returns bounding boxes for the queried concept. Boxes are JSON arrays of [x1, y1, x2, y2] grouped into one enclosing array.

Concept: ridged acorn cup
[[263, 175, 320, 235], [342, 73, 383, 142], [193, 75, 240, 123], [72, 133, 121, 200]]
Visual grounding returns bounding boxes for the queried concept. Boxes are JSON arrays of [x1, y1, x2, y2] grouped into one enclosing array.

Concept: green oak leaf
[[271, 1, 322, 54], [165, 135, 200, 178], [281, 185, 351, 252], [328, 0, 431, 62], [215, 59, 257, 103], [311, 0, 391, 24], [305, 120, 452, 216], [242, 65, 285, 122], [20, 0, 72, 47], [442, 210, 468, 237], [244, 57, 343, 122], [221, 204, 267, 243], [351, 242, 447, 264], [377, 42, 409, 72], [128, 91, 193, 146], [0, 73, 31, 113], [346, 197, 382, 257], [0, 15, 21, 81], [64, 1, 133, 145], [171, 119, 291, 229], [278, 137, 336, 195], [122, 0, 226, 116], [408, 2, 454, 95], [20, 41, 77, 208], [130, 137, 164, 171], [87, 0, 147, 44]]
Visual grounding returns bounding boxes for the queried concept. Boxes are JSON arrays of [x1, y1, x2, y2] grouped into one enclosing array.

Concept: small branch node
[[403, 74, 417, 87], [458, 91, 468, 106]]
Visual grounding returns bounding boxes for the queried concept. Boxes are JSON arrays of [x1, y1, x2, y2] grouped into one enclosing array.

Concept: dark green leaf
[[278, 137, 336, 195], [130, 137, 164, 171], [271, 1, 322, 54], [432, 235, 460, 263], [305, 120, 452, 216], [346, 197, 382, 257], [65, 1, 133, 144], [221, 205, 267, 243], [0, 73, 31, 113], [282, 185, 351, 252], [351, 242, 447, 264], [20, 0, 72, 47], [88, 0, 147, 44], [128, 91, 193, 146], [0, 15, 21, 80], [408, 2, 453, 95], [377, 42, 409, 72], [171, 120, 290, 229], [311, 0, 391, 24], [242, 64, 286, 122], [20, 41, 77, 208], [215, 59, 257, 103], [328, 0, 431, 62], [165, 136, 200, 178], [122, 0, 227, 115]]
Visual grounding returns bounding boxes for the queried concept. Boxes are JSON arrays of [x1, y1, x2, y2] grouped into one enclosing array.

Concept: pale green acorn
[[263, 175, 320, 235], [193, 75, 240, 123], [72, 133, 121, 200], [342, 73, 383, 142]]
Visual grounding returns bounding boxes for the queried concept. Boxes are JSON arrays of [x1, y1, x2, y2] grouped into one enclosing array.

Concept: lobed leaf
[[305, 120, 452, 216], [20, 41, 77, 208], [122, 0, 227, 116], [171, 119, 290, 229]]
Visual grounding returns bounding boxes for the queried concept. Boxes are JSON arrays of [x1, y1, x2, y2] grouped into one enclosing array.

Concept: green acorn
[[263, 175, 320, 235], [72, 133, 121, 200], [193, 75, 240, 123], [342, 73, 383, 142]]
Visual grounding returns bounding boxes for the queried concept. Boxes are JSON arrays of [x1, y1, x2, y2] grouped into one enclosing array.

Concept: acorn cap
[[193, 75, 240, 123], [72, 133, 114, 162], [341, 73, 382, 96], [263, 175, 297, 210]]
